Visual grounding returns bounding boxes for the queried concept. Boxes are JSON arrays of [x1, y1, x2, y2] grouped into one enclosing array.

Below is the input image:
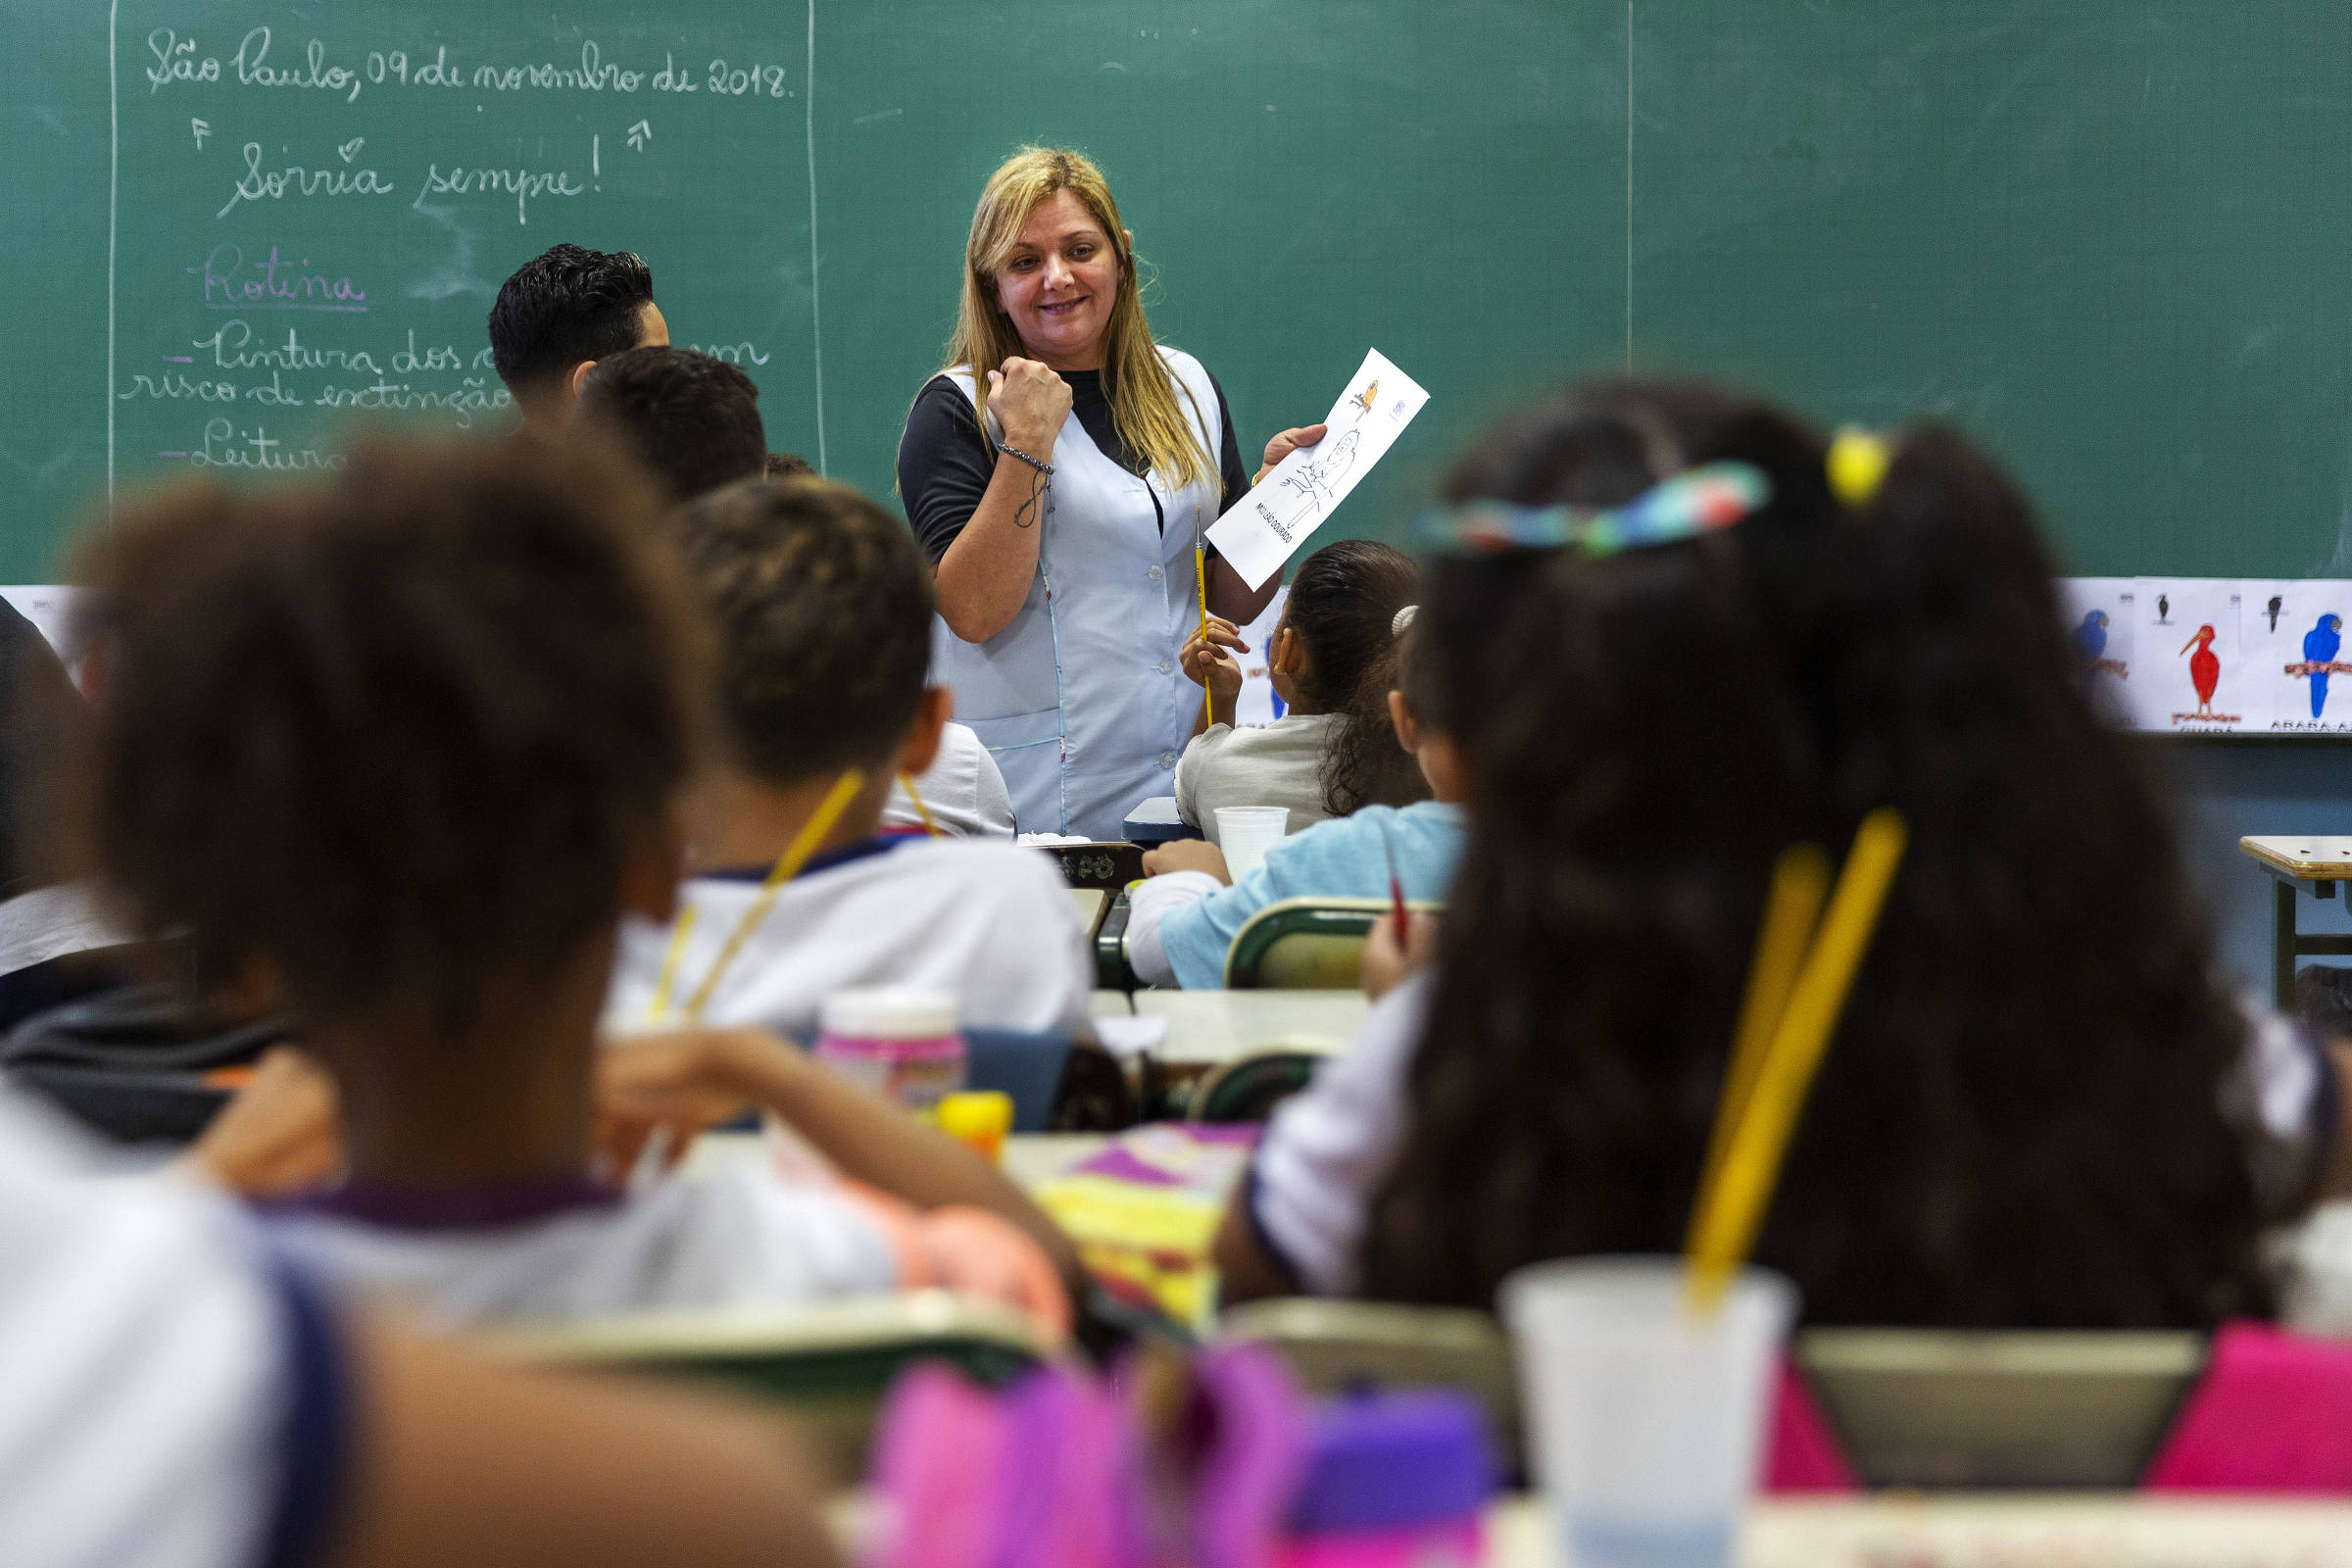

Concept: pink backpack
[[868, 1346, 1308, 1568]]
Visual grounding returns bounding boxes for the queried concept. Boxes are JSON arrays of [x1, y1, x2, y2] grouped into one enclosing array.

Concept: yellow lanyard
[[898, 770, 945, 837], [646, 768, 867, 1025]]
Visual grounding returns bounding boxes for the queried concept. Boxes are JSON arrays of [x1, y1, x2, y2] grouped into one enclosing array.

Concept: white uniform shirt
[[1174, 713, 1340, 844], [607, 836, 1091, 1039], [880, 721, 1015, 839], [265, 1159, 899, 1329], [0, 1089, 335, 1568]]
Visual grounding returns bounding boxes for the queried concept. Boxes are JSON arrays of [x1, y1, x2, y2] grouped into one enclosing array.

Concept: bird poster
[[2055, 577, 2135, 724], [2131, 579, 2244, 732], [2240, 581, 2352, 733]]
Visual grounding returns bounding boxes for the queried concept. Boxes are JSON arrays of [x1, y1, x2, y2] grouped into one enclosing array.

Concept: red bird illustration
[[2180, 623, 2222, 718]]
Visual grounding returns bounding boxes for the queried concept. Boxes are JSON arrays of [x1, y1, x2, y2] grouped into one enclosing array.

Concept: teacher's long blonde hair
[[944, 146, 1215, 494]]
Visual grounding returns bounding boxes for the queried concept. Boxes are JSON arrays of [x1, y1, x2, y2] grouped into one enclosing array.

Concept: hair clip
[[1391, 604, 1419, 636], [1413, 462, 1772, 558], [1827, 427, 1891, 508]]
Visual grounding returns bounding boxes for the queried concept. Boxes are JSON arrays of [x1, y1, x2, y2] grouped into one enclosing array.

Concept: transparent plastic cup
[[1498, 1256, 1796, 1568], [1215, 806, 1291, 880]]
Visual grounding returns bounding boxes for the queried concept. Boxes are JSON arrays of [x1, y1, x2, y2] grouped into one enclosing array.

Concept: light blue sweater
[[1158, 801, 1467, 989]]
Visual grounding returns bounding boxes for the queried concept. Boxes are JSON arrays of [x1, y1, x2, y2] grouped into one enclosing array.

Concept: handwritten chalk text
[[187, 418, 343, 471], [412, 159, 585, 224], [218, 141, 395, 219], [138, 30, 796, 105], [195, 244, 367, 310]]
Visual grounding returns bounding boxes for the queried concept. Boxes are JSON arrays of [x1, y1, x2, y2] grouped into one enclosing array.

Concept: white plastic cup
[[1498, 1256, 1797, 1568], [1214, 806, 1291, 880]]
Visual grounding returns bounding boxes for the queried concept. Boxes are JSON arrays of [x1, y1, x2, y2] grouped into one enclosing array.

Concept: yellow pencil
[[1686, 809, 1908, 1309], [677, 768, 868, 1023], [899, 771, 944, 837], [644, 903, 699, 1025], [1690, 843, 1830, 1236], [1195, 540, 1214, 726]]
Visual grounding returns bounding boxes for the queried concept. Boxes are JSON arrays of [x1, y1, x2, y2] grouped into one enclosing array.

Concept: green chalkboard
[[0, 2, 2346, 583]]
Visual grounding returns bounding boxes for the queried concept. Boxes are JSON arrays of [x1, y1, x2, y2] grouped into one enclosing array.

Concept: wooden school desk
[[1132, 989, 1369, 1069], [2238, 836, 2352, 1008], [1066, 887, 1110, 944]]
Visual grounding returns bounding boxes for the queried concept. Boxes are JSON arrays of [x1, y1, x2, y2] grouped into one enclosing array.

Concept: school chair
[[1222, 898, 1444, 989], [1096, 887, 1140, 990], [1224, 1301, 2249, 1491], [961, 1027, 1072, 1134], [1798, 1329, 2205, 1489], [493, 1291, 1048, 1479], [1185, 1048, 1325, 1122]]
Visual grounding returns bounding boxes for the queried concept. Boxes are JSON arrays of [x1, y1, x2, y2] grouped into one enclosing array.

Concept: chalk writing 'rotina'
[[195, 244, 367, 310], [218, 142, 394, 219]]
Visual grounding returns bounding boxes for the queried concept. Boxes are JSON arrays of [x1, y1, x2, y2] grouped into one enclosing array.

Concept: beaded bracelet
[[998, 444, 1054, 476]]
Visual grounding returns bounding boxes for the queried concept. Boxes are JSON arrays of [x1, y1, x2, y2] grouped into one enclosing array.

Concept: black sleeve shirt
[[896, 366, 1253, 564]]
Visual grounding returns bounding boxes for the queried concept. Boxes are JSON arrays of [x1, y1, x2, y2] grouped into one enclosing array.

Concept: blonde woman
[[897, 146, 1322, 839]]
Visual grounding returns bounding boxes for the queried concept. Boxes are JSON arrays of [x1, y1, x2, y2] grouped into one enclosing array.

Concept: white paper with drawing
[[1208, 350, 1430, 590]]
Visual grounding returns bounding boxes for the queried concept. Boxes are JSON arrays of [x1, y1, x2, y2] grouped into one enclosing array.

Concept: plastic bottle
[[811, 987, 966, 1114], [1279, 1391, 1494, 1568]]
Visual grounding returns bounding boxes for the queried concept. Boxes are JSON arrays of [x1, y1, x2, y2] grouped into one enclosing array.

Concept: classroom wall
[[2160, 742, 2352, 997]]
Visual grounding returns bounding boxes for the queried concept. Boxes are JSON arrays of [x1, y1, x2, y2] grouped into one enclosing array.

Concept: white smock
[[928, 347, 1228, 841]]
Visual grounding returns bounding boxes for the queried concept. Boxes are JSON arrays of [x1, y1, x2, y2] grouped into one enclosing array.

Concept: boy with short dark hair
[[486, 243, 665, 435], [575, 346, 767, 503], [605, 476, 1089, 1039], [78, 434, 1075, 1328]]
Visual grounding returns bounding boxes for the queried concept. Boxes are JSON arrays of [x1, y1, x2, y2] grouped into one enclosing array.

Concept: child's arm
[[343, 1312, 842, 1568], [1125, 866, 1225, 988], [597, 1028, 1084, 1289]]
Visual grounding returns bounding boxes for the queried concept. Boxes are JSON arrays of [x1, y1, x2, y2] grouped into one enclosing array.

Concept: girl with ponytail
[[1216, 377, 2332, 1330]]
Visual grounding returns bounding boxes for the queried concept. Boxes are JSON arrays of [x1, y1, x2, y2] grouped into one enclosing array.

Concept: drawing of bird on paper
[[2180, 623, 2224, 720], [2306, 614, 2342, 716], [1348, 378, 1378, 420], [2291, 612, 2346, 718], [2071, 609, 2127, 693]]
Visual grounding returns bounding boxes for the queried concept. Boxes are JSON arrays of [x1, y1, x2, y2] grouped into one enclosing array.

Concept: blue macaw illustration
[[2307, 613, 2344, 717], [2074, 609, 2108, 662]]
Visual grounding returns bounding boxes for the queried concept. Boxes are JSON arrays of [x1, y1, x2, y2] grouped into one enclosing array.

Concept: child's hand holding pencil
[[1179, 615, 1249, 723]]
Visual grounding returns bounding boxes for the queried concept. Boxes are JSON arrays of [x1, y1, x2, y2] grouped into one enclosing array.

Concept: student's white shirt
[[1174, 712, 1340, 844], [0, 879, 129, 979], [881, 721, 1015, 839], [606, 836, 1091, 1039], [265, 1159, 900, 1329], [1249, 973, 1430, 1298], [1250, 975, 2339, 1300], [0, 1088, 323, 1568]]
